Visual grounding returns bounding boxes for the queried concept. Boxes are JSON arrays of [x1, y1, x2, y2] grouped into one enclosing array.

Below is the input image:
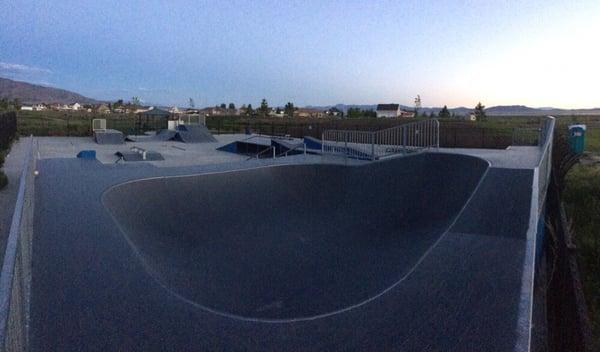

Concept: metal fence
[[0, 112, 17, 150], [322, 119, 439, 160], [0, 137, 35, 351], [537, 116, 555, 211], [512, 127, 541, 146]]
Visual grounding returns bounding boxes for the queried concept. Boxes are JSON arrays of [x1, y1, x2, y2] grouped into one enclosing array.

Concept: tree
[[220, 103, 226, 109], [131, 97, 141, 107], [12, 98, 21, 110], [429, 111, 435, 118], [246, 104, 254, 116], [438, 105, 450, 118], [347, 108, 375, 118], [0, 98, 8, 111], [228, 103, 235, 110], [284, 102, 295, 117], [189, 98, 195, 108], [364, 109, 377, 118], [474, 102, 486, 121], [114, 99, 124, 107], [346, 107, 361, 119], [259, 98, 269, 117]]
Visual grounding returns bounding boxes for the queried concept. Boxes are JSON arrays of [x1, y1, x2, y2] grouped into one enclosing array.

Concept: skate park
[[1, 116, 554, 351]]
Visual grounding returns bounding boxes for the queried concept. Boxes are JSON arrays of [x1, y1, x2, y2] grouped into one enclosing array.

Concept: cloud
[[0, 62, 52, 74]]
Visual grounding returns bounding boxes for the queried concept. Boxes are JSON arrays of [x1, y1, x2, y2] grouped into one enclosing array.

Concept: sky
[[1, 0, 599, 108]]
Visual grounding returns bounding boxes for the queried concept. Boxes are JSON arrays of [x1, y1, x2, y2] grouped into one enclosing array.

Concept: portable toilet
[[568, 124, 586, 154]]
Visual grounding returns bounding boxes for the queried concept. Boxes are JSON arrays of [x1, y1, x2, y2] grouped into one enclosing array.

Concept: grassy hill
[[0, 77, 98, 104]]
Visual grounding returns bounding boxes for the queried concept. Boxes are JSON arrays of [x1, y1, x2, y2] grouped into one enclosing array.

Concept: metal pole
[[371, 132, 375, 160], [345, 131, 348, 159]]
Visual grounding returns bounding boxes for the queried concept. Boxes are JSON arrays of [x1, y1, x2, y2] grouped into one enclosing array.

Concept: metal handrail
[[322, 119, 440, 160], [275, 143, 306, 158], [246, 146, 275, 160]]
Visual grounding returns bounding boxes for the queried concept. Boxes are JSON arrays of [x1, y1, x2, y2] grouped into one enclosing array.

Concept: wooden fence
[[0, 112, 17, 150]]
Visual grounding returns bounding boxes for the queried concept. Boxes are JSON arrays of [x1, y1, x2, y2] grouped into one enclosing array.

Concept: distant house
[[325, 107, 343, 117], [138, 107, 171, 119], [20, 105, 34, 111], [33, 104, 46, 111], [376, 104, 400, 118], [197, 107, 236, 116], [465, 112, 477, 121], [295, 108, 325, 118], [400, 110, 415, 118], [134, 107, 150, 114], [70, 103, 81, 111], [96, 104, 111, 114], [170, 106, 182, 115], [185, 108, 200, 114], [270, 108, 285, 118]]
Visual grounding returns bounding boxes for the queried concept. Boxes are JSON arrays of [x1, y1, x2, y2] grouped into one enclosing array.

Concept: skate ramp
[[103, 153, 489, 320], [94, 129, 125, 145]]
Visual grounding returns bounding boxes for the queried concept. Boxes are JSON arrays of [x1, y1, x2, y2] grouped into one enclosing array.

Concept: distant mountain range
[[309, 104, 600, 116], [2, 76, 599, 115], [0, 77, 98, 104]]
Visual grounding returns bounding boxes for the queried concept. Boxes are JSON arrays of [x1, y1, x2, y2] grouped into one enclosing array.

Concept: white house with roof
[[376, 104, 401, 118]]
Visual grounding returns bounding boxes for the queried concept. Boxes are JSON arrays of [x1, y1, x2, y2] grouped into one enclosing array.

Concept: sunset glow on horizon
[[1, 0, 599, 108]]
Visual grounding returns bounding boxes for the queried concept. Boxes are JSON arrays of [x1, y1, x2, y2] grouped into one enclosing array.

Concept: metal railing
[[537, 116, 555, 211], [322, 119, 439, 160], [275, 142, 306, 158], [512, 127, 541, 146], [246, 146, 275, 160], [0, 136, 36, 352]]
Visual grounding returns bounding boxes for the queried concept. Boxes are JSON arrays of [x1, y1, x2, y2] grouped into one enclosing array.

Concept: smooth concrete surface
[[35, 134, 249, 166], [438, 146, 542, 169], [30, 144, 537, 351], [102, 154, 488, 320]]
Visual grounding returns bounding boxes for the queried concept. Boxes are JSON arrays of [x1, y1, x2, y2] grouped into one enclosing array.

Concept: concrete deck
[[34, 135, 542, 170], [438, 146, 542, 169]]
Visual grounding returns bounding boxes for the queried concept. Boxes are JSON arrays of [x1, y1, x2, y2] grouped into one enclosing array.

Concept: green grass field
[[563, 126, 600, 349], [564, 163, 600, 349], [584, 128, 600, 152]]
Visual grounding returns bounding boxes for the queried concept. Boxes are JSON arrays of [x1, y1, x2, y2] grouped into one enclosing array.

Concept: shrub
[[0, 171, 7, 190], [0, 153, 4, 168]]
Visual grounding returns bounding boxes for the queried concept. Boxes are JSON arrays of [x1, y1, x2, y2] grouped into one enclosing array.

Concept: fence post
[[403, 127, 407, 154], [345, 131, 348, 158], [481, 128, 485, 148], [371, 133, 375, 160], [436, 120, 440, 148]]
